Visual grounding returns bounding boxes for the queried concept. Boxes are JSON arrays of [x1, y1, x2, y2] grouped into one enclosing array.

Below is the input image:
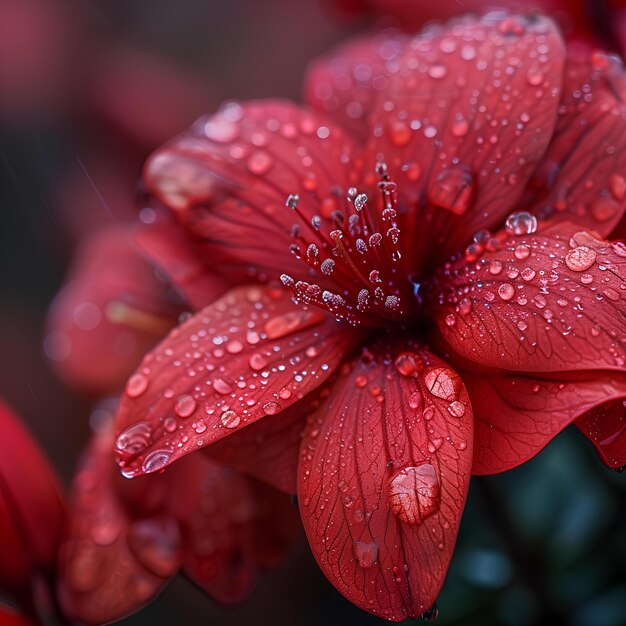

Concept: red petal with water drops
[[523, 45, 626, 237], [366, 13, 564, 276], [209, 398, 310, 494], [576, 399, 626, 469], [46, 225, 182, 394], [298, 342, 472, 621], [143, 100, 360, 283], [57, 425, 183, 625], [462, 368, 626, 474], [172, 462, 298, 604], [0, 400, 65, 598], [304, 31, 407, 142], [134, 212, 228, 310], [114, 285, 357, 479], [428, 221, 626, 373]]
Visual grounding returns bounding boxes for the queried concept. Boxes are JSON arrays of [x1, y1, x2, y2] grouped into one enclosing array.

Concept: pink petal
[[0, 399, 65, 599], [304, 31, 408, 142], [114, 285, 357, 478], [366, 13, 564, 276], [428, 221, 626, 373], [57, 425, 182, 625], [576, 398, 626, 469], [46, 225, 181, 393], [298, 342, 472, 621], [523, 44, 626, 236], [143, 100, 360, 283], [462, 367, 626, 474], [134, 211, 228, 310]]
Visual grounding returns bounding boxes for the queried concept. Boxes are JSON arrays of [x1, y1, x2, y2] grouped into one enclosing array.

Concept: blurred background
[[1, 1, 625, 625]]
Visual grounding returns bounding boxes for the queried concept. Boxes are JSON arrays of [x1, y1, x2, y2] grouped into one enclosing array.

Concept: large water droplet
[[428, 166, 474, 215], [115, 422, 152, 456], [141, 449, 172, 474], [126, 373, 149, 398], [220, 410, 241, 429], [174, 394, 197, 418], [505, 211, 538, 236], [388, 464, 440, 525], [353, 541, 379, 568], [394, 352, 424, 377], [425, 367, 461, 401], [565, 246, 596, 272]]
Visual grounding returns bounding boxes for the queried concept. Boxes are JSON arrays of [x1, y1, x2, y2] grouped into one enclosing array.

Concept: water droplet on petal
[[115, 422, 152, 456], [353, 541, 379, 568], [247, 151, 273, 175], [428, 166, 474, 215], [448, 400, 465, 417], [220, 410, 241, 429], [394, 352, 424, 377], [262, 401, 281, 415], [388, 464, 440, 525], [141, 449, 172, 474], [498, 283, 515, 301], [174, 394, 197, 418], [425, 367, 461, 401], [126, 374, 149, 398], [565, 246, 596, 272], [505, 211, 538, 236]]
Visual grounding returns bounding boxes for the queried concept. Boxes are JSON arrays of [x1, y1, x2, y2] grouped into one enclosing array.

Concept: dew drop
[[247, 151, 273, 175], [428, 166, 474, 215], [505, 211, 538, 236], [353, 541, 379, 568], [115, 422, 152, 456], [126, 374, 149, 398], [394, 352, 424, 377], [565, 246, 596, 272], [448, 400, 466, 417], [262, 401, 281, 415], [141, 449, 172, 474], [220, 410, 241, 429], [425, 367, 461, 401], [388, 464, 440, 525], [428, 63, 448, 79], [174, 394, 197, 418], [498, 283, 515, 301], [408, 391, 421, 410]]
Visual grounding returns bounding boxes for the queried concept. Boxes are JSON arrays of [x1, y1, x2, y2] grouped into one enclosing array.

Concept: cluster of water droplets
[[280, 164, 413, 326], [115, 287, 336, 477]]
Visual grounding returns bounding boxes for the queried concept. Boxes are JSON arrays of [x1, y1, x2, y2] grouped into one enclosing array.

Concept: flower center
[[279, 164, 415, 327]]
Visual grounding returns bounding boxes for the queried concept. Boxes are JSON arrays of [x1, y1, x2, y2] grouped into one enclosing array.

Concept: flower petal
[[114, 285, 357, 478], [524, 45, 626, 236], [304, 31, 408, 142], [462, 368, 626, 474], [428, 221, 626, 372], [576, 398, 626, 469], [209, 398, 310, 494], [298, 342, 472, 621], [133, 212, 228, 310], [0, 399, 64, 598], [367, 13, 564, 275], [57, 425, 182, 625], [143, 100, 360, 283], [46, 225, 181, 393], [173, 465, 299, 605]]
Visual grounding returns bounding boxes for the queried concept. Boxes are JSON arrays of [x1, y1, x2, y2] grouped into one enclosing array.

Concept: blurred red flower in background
[[63, 10, 626, 621], [0, 399, 65, 615]]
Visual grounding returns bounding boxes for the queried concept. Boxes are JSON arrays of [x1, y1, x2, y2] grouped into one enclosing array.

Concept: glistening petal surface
[[523, 45, 626, 236], [115, 285, 357, 478], [144, 101, 360, 283], [463, 368, 626, 474], [576, 399, 626, 469], [428, 222, 626, 372], [367, 12, 564, 275], [298, 343, 472, 621]]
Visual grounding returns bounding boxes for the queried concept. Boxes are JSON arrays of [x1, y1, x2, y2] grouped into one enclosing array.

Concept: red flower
[[0, 399, 65, 608], [107, 12, 625, 621], [57, 412, 299, 624]]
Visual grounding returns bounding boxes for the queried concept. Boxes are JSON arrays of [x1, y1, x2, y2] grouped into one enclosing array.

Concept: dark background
[[1, 1, 625, 625]]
